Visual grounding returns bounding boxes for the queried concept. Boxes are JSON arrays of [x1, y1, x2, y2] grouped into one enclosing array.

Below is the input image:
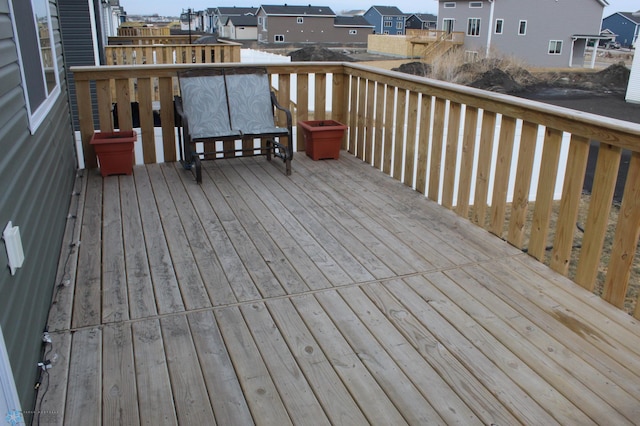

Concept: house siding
[[0, 0, 76, 411], [439, 0, 604, 67], [602, 13, 640, 48], [626, 46, 640, 103]]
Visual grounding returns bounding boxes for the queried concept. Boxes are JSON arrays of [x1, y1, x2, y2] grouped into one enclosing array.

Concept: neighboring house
[[2, 0, 77, 416], [437, 0, 609, 67], [212, 6, 259, 34], [364, 5, 406, 35], [602, 11, 640, 47], [405, 13, 438, 30], [226, 15, 259, 40], [333, 16, 375, 43], [626, 41, 640, 102], [257, 4, 371, 44]]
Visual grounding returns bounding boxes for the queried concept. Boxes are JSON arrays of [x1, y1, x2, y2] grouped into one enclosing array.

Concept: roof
[[228, 15, 258, 26], [215, 7, 258, 16], [408, 13, 437, 22], [616, 12, 640, 25], [334, 16, 374, 27], [369, 5, 404, 16], [259, 5, 335, 16]]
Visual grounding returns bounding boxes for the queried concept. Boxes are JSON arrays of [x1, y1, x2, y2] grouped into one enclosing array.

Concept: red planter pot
[[90, 130, 136, 177], [298, 120, 347, 160]]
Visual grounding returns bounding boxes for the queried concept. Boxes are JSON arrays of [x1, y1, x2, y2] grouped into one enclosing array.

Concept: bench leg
[[194, 156, 202, 184]]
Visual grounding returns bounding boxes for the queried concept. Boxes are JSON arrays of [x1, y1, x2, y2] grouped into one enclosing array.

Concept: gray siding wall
[[0, 0, 76, 410], [439, 0, 604, 67], [259, 14, 353, 43], [58, 0, 99, 130]]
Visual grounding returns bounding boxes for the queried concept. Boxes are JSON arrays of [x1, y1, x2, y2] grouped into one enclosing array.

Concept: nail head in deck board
[[266, 298, 370, 425], [291, 294, 408, 425], [132, 319, 178, 424], [315, 290, 447, 424], [102, 323, 140, 425], [160, 315, 217, 424], [133, 167, 185, 313], [188, 311, 254, 425], [215, 306, 293, 425], [65, 328, 102, 425]]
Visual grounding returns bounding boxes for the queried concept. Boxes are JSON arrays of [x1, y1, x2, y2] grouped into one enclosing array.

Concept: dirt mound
[[595, 62, 630, 87], [289, 46, 353, 62], [392, 62, 432, 77], [469, 68, 524, 94]]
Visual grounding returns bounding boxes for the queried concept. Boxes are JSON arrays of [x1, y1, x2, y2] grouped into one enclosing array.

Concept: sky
[[120, 0, 639, 18]]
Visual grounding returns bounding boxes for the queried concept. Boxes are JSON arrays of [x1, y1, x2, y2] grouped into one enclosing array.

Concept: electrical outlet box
[[3, 221, 24, 275]]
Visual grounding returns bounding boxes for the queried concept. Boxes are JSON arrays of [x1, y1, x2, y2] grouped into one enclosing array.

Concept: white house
[[625, 11, 640, 103]]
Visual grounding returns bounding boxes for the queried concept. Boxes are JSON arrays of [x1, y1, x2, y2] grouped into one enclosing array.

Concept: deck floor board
[[41, 153, 640, 424]]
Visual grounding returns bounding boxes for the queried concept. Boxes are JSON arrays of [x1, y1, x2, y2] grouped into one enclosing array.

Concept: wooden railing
[[117, 27, 171, 37], [72, 62, 640, 318], [105, 43, 241, 65], [109, 35, 207, 45]]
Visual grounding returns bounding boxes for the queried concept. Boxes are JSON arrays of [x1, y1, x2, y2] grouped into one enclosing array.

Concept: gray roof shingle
[[370, 5, 404, 16], [260, 5, 335, 16], [334, 16, 374, 27]]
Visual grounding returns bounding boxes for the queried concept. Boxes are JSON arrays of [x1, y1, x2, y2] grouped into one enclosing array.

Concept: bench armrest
[[270, 91, 292, 136]]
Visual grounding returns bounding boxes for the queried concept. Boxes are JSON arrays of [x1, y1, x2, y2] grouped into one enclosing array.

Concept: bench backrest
[[225, 68, 278, 135], [177, 68, 237, 139]]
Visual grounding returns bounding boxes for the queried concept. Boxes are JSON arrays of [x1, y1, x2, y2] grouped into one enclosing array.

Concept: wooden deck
[[39, 152, 640, 425]]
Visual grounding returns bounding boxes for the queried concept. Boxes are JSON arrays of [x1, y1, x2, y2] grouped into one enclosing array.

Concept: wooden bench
[[175, 67, 293, 183]]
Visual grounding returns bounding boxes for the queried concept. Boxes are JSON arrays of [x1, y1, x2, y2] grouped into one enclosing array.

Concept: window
[[469, 1, 483, 7], [548, 40, 562, 54], [259, 16, 266, 30], [349, 29, 357, 35], [396, 21, 402, 29], [384, 31, 389, 34], [297, 17, 303, 24], [444, 2, 456, 8], [465, 50, 479, 62], [9, 0, 61, 133], [495, 19, 503, 34], [443, 18, 455, 33], [467, 18, 481, 36], [274, 34, 284, 42], [518, 20, 527, 35], [384, 21, 392, 27]]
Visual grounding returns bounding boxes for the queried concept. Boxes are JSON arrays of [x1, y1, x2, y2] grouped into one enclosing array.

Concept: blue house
[[364, 5, 406, 35], [602, 11, 640, 47]]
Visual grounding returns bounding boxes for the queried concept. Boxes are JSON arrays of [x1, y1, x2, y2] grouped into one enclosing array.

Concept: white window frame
[[548, 40, 563, 54], [469, 1, 483, 7], [396, 21, 402, 29], [465, 50, 479, 62], [467, 18, 481, 37], [384, 21, 392, 27], [444, 2, 456, 8], [0, 327, 22, 424], [297, 17, 303, 24], [349, 29, 357, 35], [443, 18, 455, 33], [495, 19, 503, 34], [383, 30, 389, 34], [274, 34, 284, 42], [9, 0, 61, 134], [518, 20, 527, 35]]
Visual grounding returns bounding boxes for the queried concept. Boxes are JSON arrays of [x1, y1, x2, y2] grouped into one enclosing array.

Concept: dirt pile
[[289, 46, 354, 62], [392, 62, 432, 77], [469, 69, 524, 94]]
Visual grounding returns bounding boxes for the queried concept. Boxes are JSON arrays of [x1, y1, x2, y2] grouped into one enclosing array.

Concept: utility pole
[[182, 8, 193, 43]]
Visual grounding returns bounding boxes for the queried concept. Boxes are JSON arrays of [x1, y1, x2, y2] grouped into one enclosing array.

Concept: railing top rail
[[343, 63, 640, 152]]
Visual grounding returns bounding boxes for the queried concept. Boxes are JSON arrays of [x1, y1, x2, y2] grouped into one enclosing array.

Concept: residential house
[[212, 6, 259, 35], [257, 4, 370, 44], [364, 5, 406, 35], [405, 13, 438, 30], [602, 11, 640, 47], [226, 15, 259, 40], [2, 0, 77, 416], [437, 0, 608, 68], [333, 16, 375, 43]]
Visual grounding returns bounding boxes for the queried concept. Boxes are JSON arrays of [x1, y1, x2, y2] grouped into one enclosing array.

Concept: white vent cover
[[3, 222, 24, 275]]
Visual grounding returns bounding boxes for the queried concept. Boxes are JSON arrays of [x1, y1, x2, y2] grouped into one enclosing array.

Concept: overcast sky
[[120, 0, 639, 18]]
